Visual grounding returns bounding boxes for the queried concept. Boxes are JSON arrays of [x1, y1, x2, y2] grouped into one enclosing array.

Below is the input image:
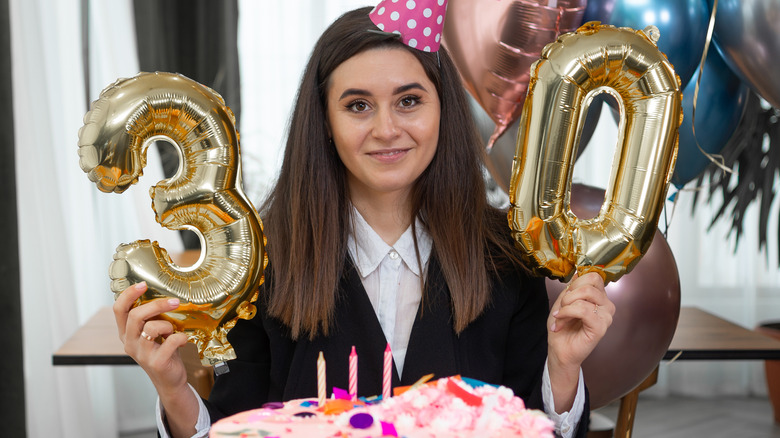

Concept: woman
[[114, 7, 614, 438]]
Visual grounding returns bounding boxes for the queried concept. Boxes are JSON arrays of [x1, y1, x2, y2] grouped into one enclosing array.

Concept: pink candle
[[349, 346, 358, 400], [383, 343, 392, 400], [317, 351, 326, 406]]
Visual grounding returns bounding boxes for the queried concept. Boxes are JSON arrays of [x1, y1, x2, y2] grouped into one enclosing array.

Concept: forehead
[[327, 47, 434, 94]]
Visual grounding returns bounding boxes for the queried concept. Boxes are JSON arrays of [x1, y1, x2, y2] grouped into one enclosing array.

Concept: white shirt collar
[[347, 206, 432, 278]]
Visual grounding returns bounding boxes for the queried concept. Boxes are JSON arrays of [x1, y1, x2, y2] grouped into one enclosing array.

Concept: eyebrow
[[338, 82, 428, 100]]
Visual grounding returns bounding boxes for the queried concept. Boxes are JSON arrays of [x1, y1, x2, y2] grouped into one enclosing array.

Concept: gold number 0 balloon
[[77, 72, 267, 369], [509, 23, 682, 283]]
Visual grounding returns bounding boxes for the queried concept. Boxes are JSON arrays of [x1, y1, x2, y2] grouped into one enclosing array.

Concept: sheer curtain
[[11, 0, 180, 436]]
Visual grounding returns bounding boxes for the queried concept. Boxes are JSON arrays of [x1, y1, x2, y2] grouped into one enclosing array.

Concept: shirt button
[[389, 250, 399, 260]]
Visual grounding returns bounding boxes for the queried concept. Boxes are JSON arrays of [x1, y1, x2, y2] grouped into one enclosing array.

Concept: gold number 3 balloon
[[509, 23, 682, 283], [77, 72, 267, 369]]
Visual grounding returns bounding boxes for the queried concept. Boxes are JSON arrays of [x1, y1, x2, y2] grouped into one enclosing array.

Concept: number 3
[[78, 72, 266, 367]]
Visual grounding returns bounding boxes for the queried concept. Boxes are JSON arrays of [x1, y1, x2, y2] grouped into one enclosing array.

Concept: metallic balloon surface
[[443, 0, 587, 148], [509, 23, 682, 283], [77, 72, 267, 366], [708, 0, 780, 108], [478, 95, 604, 195], [546, 184, 681, 409], [673, 48, 749, 188], [584, 0, 710, 91]]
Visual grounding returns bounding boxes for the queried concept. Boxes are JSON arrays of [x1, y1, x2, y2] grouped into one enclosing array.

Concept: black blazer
[[205, 254, 589, 436]]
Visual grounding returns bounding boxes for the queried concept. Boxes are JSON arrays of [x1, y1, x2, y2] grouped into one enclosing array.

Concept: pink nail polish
[[168, 298, 180, 307], [135, 282, 147, 291]]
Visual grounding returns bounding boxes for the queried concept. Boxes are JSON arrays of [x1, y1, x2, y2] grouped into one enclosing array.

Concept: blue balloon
[[672, 49, 749, 188], [582, 0, 616, 25], [583, 0, 710, 90]]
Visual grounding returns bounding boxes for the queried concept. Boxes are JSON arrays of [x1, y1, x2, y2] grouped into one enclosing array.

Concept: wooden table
[[664, 307, 780, 361], [612, 306, 780, 438], [53, 305, 133, 365], [53, 305, 214, 398]]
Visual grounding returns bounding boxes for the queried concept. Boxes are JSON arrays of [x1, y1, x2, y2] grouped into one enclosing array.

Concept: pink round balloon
[[442, 0, 587, 148], [545, 184, 681, 409]]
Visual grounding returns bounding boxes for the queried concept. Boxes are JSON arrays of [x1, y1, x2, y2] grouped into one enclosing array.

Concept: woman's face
[[326, 47, 440, 204]]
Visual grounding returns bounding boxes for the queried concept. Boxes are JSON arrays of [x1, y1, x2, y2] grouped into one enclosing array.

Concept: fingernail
[[168, 298, 180, 307], [552, 310, 559, 317], [550, 322, 557, 332], [135, 282, 147, 291]]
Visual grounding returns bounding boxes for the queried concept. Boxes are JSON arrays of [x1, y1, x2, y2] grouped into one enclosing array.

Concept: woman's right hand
[[113, 282, 189, 391], [114, 282, 200, 437]]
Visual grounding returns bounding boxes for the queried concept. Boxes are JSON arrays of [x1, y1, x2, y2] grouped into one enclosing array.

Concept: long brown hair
[[261, 7, 523, 339]]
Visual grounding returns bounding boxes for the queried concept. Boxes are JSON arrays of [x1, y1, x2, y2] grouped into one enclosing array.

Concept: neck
[[350, 190, 412, 246]]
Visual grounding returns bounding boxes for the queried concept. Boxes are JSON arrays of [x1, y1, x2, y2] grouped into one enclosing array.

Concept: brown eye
[[399, 95, 420, 108], [347, 100, 369, 112]]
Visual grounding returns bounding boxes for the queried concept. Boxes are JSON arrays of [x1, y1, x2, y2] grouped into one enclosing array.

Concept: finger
[[159, 332, 188, 354], [557, 284, 603, 310], [125, 297, 181, 341], [146, 333, 189, 373], [113, 282, 147, 341], [553, 300, 612, 333], [571, 275, 615, 318], [132, 319, 182, 357], [139, 319, 176, 342], [549, 272, 610, 325], [569, 271, 604, 292]]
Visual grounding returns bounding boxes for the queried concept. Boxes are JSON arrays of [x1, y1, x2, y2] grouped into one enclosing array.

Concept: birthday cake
[[209, 376, 554, 438]]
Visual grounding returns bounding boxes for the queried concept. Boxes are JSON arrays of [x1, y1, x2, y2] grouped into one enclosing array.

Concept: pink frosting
[[365, 377, 555, 437], [210, 377, 555, 437]]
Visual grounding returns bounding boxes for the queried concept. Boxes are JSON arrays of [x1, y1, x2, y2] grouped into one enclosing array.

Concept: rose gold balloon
[[443, 0, 586, 148], [546, 184, 680, 409]]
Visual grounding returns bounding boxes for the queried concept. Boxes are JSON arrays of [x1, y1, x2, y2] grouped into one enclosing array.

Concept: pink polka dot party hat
[[369, 0, 448, 52]]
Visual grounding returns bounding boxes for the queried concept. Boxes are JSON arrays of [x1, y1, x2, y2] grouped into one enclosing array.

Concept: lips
[[368, 148, 411, 162]]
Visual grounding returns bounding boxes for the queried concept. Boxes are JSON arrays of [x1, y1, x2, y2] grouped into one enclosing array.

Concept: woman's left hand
[[545, 271, 614, 413], [548, 271, 615, 372]]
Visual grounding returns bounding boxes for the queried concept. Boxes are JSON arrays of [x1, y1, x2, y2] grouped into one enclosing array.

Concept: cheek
[[422, 114, 441, 146], [427, 105, 441, 139], [329, 118, 355, 149]]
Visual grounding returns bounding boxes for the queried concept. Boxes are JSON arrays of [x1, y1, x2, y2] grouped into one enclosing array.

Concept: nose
[[372, 108, 400, 141]]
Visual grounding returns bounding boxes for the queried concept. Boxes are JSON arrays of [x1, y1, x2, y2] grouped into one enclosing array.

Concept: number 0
[[508, 23, 682, 283]]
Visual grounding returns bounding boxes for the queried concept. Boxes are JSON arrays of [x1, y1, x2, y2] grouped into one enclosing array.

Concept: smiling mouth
[[370, 149, 409, 157]]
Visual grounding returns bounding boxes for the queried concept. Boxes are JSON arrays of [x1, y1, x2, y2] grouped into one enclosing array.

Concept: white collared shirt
[[346, 206, 431, 376]]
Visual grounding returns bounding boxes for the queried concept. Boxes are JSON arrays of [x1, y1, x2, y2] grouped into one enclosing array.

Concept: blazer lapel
[[339, 258, 403, 384], [401, 253, 458, 385]]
